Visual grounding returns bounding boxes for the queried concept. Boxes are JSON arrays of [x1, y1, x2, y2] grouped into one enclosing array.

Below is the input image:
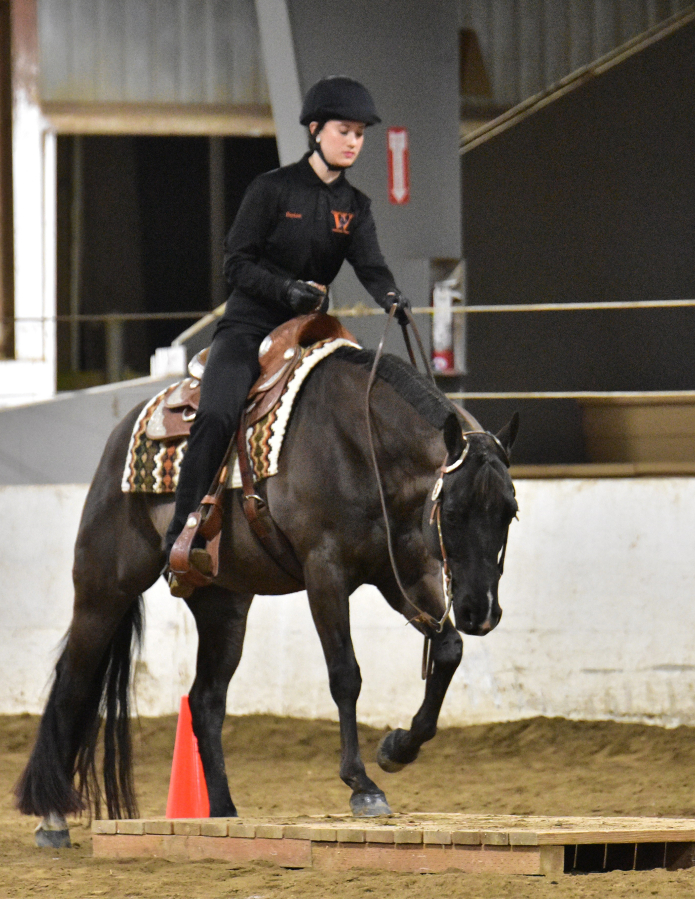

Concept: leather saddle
[[147, 312, 356, 442]]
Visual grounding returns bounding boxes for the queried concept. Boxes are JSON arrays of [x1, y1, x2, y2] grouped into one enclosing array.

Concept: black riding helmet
[[300, 76, 381, 126], [301, 77, 380, 171]]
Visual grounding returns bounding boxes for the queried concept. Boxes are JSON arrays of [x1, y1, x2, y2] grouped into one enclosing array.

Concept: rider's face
[[314, 120, 365, 168]]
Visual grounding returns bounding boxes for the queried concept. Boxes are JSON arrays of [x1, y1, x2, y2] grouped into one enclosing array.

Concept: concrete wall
[[3, 477, 695, 727], [0, 375, 172, 484]]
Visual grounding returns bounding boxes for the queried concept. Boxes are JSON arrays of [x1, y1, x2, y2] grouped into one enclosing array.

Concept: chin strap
[[315, 142, 346, 172]]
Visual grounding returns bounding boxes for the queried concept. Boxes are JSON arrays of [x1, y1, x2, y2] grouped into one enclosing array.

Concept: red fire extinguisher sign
[[387, 127, 410, 205]]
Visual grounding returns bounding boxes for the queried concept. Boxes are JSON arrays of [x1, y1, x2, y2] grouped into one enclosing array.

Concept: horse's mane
[[332, 346, 458, 431]]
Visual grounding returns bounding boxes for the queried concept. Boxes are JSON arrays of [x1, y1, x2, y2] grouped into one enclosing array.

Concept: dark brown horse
[[16, 345, 518, 846]]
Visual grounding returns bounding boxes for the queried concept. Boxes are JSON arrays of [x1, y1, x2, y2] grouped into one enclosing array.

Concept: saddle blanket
[[121, 336, 359, 493]]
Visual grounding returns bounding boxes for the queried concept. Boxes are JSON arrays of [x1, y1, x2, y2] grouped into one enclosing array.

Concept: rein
[[365, 306, 510, 676], [365, 307, 442, 634]]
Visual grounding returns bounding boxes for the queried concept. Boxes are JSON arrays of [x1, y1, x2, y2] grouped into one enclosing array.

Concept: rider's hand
[[283, 280, 325, 315], [385, 291, 411, 325]]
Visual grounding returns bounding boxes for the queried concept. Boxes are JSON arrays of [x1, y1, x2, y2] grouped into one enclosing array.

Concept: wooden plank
[[365, 828, 396, 844], [144, 820, 173, 835], [93, 833, 166, 858], [41, 101, 275, 136], [255, 824, 284, 839], [540, 845, 565, 876], [94, 814, 695, 850], [537, 828, 695, 845], [423, 829, 453, 845], [313, 842, 542, 875], [283, 825, 337, 842], [200, 819, 229, 837], [116, 820, 145, 835], [173, 820, 202, 836], [336, 828, 366, 843], [162, 835, 312, 866], [227, 822, 256, 838], [511, 462, 695, 478]]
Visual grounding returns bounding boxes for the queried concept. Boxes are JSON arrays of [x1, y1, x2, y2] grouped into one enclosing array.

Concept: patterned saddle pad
[[121, 336, 359, 494]]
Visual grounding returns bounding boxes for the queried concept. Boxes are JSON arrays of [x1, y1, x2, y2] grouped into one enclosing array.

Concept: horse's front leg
[[377, 615, 463, 773], [186, 586, 254, 817], [305, 565, 391, 817]]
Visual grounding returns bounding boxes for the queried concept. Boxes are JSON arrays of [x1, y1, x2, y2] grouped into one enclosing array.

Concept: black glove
[[385, 291, 411, 325], [283, 280, 325, 315]]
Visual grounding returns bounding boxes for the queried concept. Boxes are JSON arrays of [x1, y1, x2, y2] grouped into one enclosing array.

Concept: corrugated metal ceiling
[[459, 0, 693, 107], [36, 1, 692, 110], [37, 0, 269, 105]]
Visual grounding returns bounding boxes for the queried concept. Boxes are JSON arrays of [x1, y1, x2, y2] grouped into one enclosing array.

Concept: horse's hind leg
[[16, 488, 162, 844], [19, 584, 142, 845], [304, 566, 391, 817], [185, 586, 254, 817], [377, 618, 462, 772]]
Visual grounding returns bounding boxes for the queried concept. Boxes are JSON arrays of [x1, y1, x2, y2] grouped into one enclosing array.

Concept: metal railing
[[4, 296, 695, 403]]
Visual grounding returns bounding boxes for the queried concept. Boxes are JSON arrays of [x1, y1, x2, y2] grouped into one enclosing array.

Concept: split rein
[[365, 305, 508, 676]]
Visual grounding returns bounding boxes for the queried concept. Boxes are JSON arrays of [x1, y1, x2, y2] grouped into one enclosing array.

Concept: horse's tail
[[15, 595, 145, 820]]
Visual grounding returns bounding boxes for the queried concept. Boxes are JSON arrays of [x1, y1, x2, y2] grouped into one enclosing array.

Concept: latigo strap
[[236, 425, 305, 585]]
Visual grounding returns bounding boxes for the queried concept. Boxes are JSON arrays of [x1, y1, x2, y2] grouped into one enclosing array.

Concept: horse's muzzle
[[454, 602, 502, 636]]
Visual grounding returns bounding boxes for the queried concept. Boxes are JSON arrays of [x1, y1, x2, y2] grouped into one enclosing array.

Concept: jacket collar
[[297, 152, 347, 189]]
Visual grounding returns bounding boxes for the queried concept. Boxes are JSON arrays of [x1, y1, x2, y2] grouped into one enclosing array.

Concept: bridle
[[365, 306, 511, 666], [428, 433, 512, 616]]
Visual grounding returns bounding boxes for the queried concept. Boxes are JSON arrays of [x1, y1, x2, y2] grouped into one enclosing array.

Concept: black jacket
[[221, 153, 397, 330]]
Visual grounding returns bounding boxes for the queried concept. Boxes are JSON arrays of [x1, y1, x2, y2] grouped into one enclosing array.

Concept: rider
[[166, 75, 411, 596]]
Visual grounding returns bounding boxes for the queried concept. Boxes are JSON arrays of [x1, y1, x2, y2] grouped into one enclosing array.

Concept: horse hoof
[[35, 826, 71, 849], [350, 792, 392, 817], [377, 728, 420, 772], [377, 732, 406, 773]]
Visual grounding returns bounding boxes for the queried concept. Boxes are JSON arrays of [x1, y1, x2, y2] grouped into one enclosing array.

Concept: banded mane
[[332, 347, 511, 510], [332, 346, 459, 431]]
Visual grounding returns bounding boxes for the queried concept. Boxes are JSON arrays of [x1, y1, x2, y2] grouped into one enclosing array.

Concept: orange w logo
[[331, 211, 354, 235]]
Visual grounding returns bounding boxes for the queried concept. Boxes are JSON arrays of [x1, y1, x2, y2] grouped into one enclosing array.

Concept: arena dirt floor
[[3, 714, 695, 897]]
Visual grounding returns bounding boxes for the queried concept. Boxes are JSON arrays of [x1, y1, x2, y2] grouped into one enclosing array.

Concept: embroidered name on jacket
[[285, 211, 302, 219], [331, 211, 354, 234]]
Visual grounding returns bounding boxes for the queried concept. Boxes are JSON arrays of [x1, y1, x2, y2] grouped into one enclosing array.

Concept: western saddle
[[166, 312, 357, 596]]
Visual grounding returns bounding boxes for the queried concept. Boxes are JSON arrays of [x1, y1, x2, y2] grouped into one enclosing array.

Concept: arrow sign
[[387, 127, 410, 205]]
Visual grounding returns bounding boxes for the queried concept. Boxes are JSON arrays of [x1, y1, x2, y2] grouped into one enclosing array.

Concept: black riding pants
[[164, 323, 266, 553]]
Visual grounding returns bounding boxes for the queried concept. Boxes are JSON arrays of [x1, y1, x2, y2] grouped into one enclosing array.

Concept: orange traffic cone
[[166, 695, 210, 818]]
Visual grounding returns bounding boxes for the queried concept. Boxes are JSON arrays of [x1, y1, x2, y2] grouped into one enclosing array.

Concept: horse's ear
[[443, 413, 465, 462], [496, 412, 520, 455]]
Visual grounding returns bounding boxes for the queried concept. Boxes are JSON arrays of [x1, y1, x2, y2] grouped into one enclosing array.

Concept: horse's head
[[427, 413, 519, 637]]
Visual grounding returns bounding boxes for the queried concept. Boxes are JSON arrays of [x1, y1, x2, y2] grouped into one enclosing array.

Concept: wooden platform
[[92, 814, 695, 875]]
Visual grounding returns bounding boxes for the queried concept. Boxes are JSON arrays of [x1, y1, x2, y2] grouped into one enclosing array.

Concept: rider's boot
[[166, 520, 214, 599]]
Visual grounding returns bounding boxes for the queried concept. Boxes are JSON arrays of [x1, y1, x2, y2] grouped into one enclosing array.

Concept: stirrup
[[167, 570, 195, 599], [167, 550, 214, 598], [168, 513, 215, 597]]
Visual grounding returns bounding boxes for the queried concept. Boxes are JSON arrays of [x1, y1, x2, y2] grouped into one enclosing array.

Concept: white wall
[[4, 44, 57, 408], [2, 478, 695, 727]]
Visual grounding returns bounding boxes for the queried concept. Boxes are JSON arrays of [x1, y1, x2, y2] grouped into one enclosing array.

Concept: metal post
[[69, 135, 83, 372], [209, 137, 226, 309], [105, 317, 124, 384], [254, 0, 305, 165]]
